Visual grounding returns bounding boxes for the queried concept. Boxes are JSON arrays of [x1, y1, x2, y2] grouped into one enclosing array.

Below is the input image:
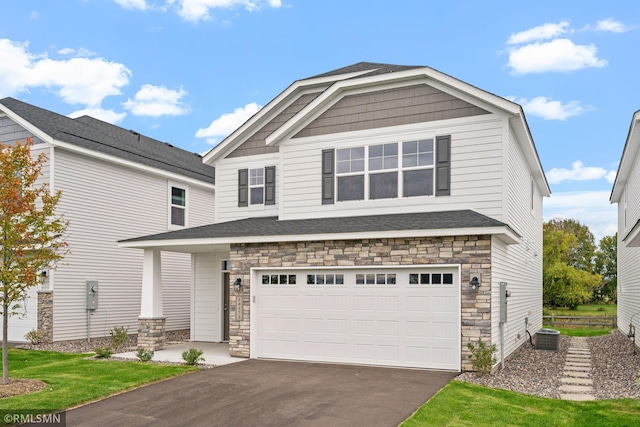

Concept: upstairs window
[[238, 166, 276, 207], [332, 138, 444, 203], [169, 183, 187, 228], [250, 168, 264, 205]]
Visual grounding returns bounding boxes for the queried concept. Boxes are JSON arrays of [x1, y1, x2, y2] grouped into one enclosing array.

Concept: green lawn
[[402, 381, 640, 427], [0, 348, 196, 421]]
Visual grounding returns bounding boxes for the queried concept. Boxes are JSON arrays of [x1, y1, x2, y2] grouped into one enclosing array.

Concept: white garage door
[[251, 266, 460, 370]]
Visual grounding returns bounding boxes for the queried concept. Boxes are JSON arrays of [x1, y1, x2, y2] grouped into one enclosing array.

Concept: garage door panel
[[254, 267, 460, 370]]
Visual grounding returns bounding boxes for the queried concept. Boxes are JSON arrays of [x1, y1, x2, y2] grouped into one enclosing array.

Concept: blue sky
[[1, 1, 638, 242]]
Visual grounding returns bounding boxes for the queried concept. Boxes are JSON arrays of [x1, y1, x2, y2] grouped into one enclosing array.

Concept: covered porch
[[112, 341, 244, 366]]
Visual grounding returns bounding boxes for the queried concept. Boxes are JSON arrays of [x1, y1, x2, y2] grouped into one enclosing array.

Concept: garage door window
[[262, 274, 296, 285], [409, 272, 453, 285], [307, 274, 344, 285], [356, 273, 396, 285]]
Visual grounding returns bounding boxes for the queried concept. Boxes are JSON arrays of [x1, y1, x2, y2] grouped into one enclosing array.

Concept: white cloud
[[195, 102, 261, 144], [68, 108, 127, 124], [169, 0, 282, 22], [0, 38, 131, 108], [57, 47, 95, 57], [544, 191, 617, 241], [115, 0, 148, 10], [507, 38, 607, 74], [123, 84, 190, 117], [507, 21, 570, 44], [509, 96, 586, 121], [593, 18, 629, 33], [546, 161, 616, 184]]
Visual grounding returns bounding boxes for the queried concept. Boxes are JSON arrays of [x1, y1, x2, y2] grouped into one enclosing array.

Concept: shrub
[[110, 326, 129, 350], [24, 329, 43, 345], [182, 348, 205, 365], [94, 347, 113, 358], [467, 338, 497, 376], [135, 348, 154, 362]]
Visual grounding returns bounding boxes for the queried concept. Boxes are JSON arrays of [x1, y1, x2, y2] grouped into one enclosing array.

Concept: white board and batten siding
[[251, 266, 461, 370], [489, 127, 544, 363], [617, 147, 640, 335], [51, 148, 215, 341], [192, 252, 226, 342], [278, 116, 508, 222]]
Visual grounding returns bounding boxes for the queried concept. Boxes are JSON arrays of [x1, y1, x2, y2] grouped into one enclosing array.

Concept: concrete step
[[563, 371, 590, 378], [560, 394, 596, 401], [560, 377, 593, 385], [559, 384, 594, 393], [564, 366, 591, 372]]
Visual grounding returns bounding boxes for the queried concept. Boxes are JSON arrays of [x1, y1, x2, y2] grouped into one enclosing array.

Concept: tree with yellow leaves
[[1, 138, 68, 384]]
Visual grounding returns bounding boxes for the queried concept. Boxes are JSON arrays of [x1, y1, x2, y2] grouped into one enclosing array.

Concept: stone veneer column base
[[137, 317, 166, 350], [37, 291, 53, 343]]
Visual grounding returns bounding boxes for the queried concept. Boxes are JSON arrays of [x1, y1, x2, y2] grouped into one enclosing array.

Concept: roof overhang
[[623, 219, 640, 247], [611, 110, 640, 203], [118, 224, 521, 252]]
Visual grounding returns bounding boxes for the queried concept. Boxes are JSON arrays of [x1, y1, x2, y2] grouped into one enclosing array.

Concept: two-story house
[[0, 98, 215, 343], [120, 62, 550, 371], [611, 109, 640, 343]]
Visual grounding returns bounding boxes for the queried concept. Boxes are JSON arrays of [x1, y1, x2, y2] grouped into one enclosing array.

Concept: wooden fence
[[543, 315, 617, 329]]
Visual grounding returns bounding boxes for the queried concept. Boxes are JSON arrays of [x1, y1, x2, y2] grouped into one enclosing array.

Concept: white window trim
[[249, 167, 265, 206], [168, 181, 189, 230], [335, 139, 435, 202]]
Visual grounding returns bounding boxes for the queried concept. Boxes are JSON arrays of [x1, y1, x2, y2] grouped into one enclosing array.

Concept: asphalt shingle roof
[[0, 97, 215, 184], [120, 210, 510, 243], [303, 62, 423, 81]]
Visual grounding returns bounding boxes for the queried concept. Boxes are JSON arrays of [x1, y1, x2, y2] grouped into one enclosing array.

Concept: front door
[[223, 272, 230, 341]]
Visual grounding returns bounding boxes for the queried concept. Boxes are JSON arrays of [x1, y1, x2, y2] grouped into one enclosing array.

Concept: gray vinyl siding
[[51, 148, 215, 341], [0, 115, 45, 145], [490, 126, 543, 364], [279, 116, 506, 221], [226, 92, 322, 159], [293, 84, 489, 139], [618, 147, 640, 338]]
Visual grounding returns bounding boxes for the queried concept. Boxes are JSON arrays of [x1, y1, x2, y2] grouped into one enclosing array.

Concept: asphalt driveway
[[65, 359, 457, 427]]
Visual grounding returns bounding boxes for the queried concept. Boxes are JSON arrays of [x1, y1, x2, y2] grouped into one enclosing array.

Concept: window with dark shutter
[[322, 149, 335, 204], [265, 166, 276, 205], [435, 135, 451, 196], [238, 169, 248, 207]]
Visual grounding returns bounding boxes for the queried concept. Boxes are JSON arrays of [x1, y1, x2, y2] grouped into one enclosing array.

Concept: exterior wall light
[[234, 276, 242, 293], [470, 276, 480, 293]]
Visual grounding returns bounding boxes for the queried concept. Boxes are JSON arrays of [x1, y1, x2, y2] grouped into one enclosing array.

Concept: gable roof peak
[[302, 62, 424, 81]]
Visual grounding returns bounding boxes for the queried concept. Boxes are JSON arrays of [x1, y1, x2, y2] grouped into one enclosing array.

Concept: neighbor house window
[[334, 138, 442, 202], [250, 168, 264, 205], [169, 183, 187, 228]]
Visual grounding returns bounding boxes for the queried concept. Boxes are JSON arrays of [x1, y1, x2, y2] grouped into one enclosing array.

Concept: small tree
[[1, 138, 68, 385]]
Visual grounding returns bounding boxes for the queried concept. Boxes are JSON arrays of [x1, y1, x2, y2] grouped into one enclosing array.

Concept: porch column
[[138, 248, 166, 350]]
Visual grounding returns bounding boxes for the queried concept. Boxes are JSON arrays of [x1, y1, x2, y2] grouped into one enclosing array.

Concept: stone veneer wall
[[37, 291, 53, 343], [137, 317, 166, 350], [229, 235, 492, 369]]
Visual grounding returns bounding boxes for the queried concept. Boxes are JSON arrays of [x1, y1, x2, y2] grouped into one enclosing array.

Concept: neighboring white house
[[611, 109, 640, 343], [0, 97, 216, 342], [120, 62, 550, 371]]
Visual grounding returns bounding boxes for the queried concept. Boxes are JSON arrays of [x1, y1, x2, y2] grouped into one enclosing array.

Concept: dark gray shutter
[[435, 135, 451, 196], [238, 169, 248, 207], [265, 166, 276, 205], [322, 149, 335, 204]]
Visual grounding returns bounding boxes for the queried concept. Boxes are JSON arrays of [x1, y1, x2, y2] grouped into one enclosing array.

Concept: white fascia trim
[[202, 70, 373, 164], [51, 139, 215, 190], [611, 111, 640, 202], [118, 225, 521, 249], [265, 67, 521, 147]]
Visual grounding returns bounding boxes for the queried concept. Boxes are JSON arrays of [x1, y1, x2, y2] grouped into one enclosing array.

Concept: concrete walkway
[[558, 337, 595, 400], [112, 342, 245, 366]]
